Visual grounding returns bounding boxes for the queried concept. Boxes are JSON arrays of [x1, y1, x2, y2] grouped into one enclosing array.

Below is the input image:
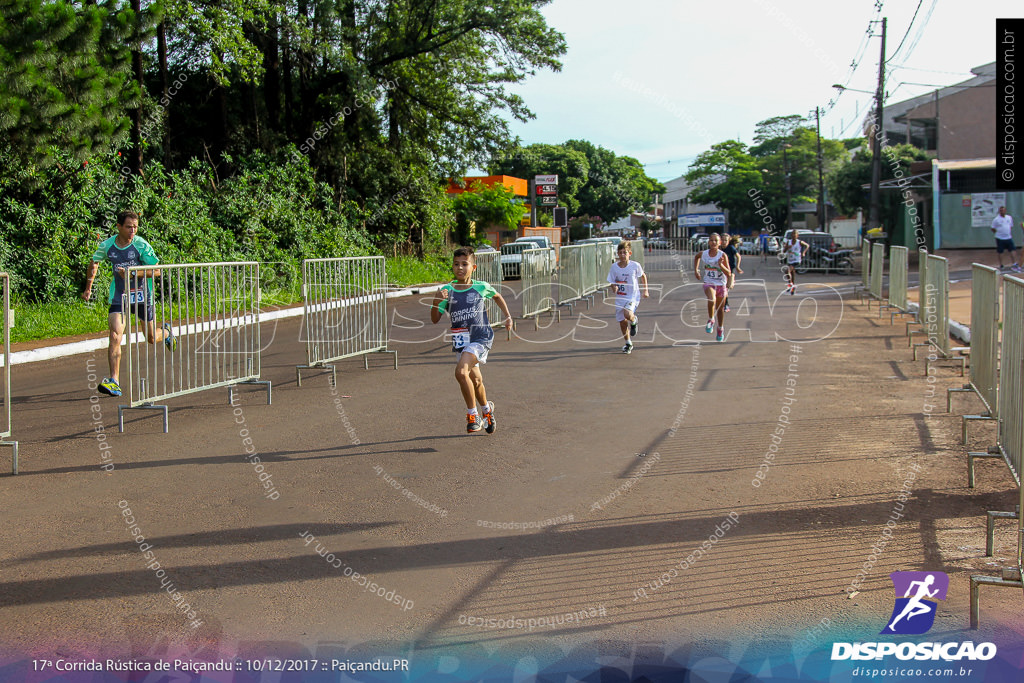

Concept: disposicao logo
[[881, 571, 948, 635], [831, 570, 997, 663]]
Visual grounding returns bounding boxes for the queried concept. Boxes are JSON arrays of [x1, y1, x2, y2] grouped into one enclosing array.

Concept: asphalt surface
[[1, 254, 1022, 670]]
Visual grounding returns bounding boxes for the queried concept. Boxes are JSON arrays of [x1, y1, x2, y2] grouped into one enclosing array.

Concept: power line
[[886, 0, 923, 63]]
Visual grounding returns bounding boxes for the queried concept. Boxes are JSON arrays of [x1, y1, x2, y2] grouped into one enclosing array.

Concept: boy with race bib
[[81, 211, 176, 397], [430, 247, 513, 433], [606, 241, 649, 354]]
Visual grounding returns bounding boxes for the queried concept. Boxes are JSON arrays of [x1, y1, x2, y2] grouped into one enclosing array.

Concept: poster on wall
[[971, 192, 1006, 227]]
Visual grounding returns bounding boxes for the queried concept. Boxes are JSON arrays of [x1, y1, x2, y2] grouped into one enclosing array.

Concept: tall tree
[[684, 140, 764, 228], [0, 0, 138, 168]]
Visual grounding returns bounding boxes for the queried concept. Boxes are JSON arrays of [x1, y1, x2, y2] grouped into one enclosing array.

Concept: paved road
[[1, 264, 1021, 672]]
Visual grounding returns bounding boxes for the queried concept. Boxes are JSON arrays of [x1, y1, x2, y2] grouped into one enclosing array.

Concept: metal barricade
[[474, 250, 507, 332], [629, 239, 645, 269], [907, 249, 931, 344], [580, 243, 599, 295], [595, 243, 616, 294], [869, 242, 884, 301], [296, 256, 397, 386], [970, 274, 1024, 628], [859, 239, 871, 302], [883, 245, 909, 320], [119, 262, 271, 433], [644, 237, 693, 273], [951, 264, 1000, 447], [521, 248, 557, 326], [913, 254, 964, 373], [557, 245, 587, 311], [1, 273, 17, 474]]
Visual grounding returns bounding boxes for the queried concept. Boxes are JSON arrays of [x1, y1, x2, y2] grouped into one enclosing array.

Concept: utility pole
[[868, 17, 886, 233], [816, 106, 826, 231]]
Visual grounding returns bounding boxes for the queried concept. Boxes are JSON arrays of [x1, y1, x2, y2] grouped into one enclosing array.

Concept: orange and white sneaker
[[482, 401, 496, 434], [466, 412, 482, 433]]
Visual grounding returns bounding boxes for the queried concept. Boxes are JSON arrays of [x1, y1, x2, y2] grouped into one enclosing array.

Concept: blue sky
[[503, 0, 1013, 182]]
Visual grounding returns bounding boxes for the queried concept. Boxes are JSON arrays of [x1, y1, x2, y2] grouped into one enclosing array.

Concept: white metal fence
[[119, 262, 271, 432], [474, 250, 507, 332], [950, 265, 1000, 426], [860, 239, 871, 292], [557, 245, 587, 310], [594, 243, 616, 295], [521, 248, 556, 324], [643, 237, 694, 273], [970, 274, 1024, 628], [296, 256, 397, 386], [887, 246, 909, 314], [629, 239, 645, 269], [869, 242, 884, 300], [915, 253, 950, 359], [1, 273, 17, 474]]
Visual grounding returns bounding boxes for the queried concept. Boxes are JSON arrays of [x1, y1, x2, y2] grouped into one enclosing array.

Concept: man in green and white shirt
[[80, 211, 176, 397]]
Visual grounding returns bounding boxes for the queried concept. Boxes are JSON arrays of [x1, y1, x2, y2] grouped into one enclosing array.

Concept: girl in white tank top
[[692, 233, 731, 341]]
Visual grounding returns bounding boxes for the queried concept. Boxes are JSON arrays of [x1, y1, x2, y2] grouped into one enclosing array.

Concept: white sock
[[467, 408, 478, 416]]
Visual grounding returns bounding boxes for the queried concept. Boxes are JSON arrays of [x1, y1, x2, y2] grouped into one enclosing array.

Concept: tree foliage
[[0, 0, 139, 168]]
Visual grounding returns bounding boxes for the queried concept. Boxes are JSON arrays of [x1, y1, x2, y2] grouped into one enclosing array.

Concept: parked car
[[648, 238, 670, 249], [474, 244, 497, 253], [500, 241, 555, 279], [514, 236, 557, 273]]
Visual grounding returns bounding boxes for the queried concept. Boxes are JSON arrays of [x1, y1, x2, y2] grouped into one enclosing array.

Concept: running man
[[81, 211, 176, 397], [607, 240, 649, 354], [430, 246, 513, 433], [782, 230, 809, 295], [694, 233, 731, 342], [887, 574, 940, 632]]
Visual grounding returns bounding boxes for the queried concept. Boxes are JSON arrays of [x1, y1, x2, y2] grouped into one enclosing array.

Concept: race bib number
[[128, 288, 147, 305], [616, 281, 627, 296], [450, 327, 470, 352]]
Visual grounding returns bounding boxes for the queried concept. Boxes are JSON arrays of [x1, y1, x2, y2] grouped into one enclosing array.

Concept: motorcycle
[[795, 244, 854, 275]]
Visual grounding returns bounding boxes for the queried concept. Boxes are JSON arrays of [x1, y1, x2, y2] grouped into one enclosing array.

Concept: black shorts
[[109, 296, 155, 322], [996, 237, 1017, 253]]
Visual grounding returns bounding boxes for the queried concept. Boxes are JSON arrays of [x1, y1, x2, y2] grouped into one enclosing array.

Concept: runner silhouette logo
[[881, 571, 949, 635]]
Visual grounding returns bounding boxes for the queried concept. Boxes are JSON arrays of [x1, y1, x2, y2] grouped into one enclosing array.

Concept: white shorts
[[457, 342, 490, 365], [615, 299, 639, 322]]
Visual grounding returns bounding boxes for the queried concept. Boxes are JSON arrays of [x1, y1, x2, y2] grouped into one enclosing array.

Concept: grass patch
[[387, 255, 452, 286]]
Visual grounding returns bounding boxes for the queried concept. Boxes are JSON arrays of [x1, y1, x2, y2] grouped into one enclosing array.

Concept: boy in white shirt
[[607, 241, 649, 354]]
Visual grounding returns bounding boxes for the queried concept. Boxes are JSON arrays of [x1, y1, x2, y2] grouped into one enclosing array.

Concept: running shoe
[[705, 319, 715, 334], [716, 328, 724, 342], [1012, 265, 1023, 273], [163, 323, 177, 351], [98, 377, 122, 397], [789, 285, 796, 295], [466, 413, 482, 433], [629, 316, 638, 337], [482, 401, 496, 434], [724, 304, 731, 313], [622, 343, 633, 354]]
